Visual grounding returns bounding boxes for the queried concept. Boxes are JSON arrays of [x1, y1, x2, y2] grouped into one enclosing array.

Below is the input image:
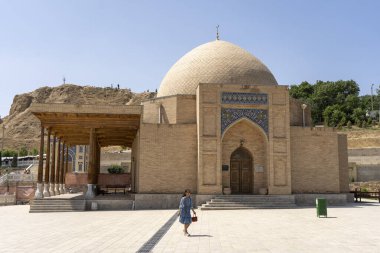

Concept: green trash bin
[[316, 198, 327, 217]]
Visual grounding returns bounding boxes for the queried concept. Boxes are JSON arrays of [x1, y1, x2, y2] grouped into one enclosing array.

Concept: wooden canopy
[[30, 103, 141, 147]]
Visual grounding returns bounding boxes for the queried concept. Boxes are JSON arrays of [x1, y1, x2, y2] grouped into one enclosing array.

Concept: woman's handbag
[[191, 215, 198, 222]]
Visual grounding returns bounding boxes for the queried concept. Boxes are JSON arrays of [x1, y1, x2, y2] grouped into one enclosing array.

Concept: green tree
[[352, 108, 366, 126], [290, 80, 363, 125], [0, 151, 2, 167], [19, 146, 28, 156], [323, 105, 346, 127], [2, 149, 17, 157]]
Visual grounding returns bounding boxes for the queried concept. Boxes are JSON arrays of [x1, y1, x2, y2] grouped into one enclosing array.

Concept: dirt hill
[[344, 129, 380, 149], [0, 84, 156, 151]]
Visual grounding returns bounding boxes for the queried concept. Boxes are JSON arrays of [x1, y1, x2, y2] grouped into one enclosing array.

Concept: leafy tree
[[0, 151, 2, 167], [2, 149, 17, 157], [352, 108, 366, 126], [323, 105, 346, 127], [289, 80, 370, 126], [19, 146, 28, 156]]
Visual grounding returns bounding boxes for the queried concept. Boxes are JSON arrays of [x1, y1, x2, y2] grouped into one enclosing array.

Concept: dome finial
[[216, 25, 220, 40]]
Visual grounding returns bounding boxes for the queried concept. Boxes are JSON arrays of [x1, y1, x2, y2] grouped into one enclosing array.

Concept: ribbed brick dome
[[157, 40, 277, 97]]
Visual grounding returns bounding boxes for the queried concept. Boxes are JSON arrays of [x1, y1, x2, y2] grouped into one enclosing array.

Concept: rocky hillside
[[0, 84, 156, 151]]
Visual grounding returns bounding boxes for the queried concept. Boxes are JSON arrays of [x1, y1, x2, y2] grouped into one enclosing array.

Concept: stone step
[[214, 195, 295, 199], [200, 195, 297, 210], [210, 199, 294, 203], [201, 206, 297, 210], [203, 202, 295, 207], [29, 210, 85, 213], [29, 199, 86, 213]]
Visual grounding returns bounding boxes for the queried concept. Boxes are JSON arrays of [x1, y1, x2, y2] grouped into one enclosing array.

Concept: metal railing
[[0, 174, 35, 186]]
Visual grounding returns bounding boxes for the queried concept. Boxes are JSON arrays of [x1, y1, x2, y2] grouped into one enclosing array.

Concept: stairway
[[29, 198, 86, 213], [200, 195, 297, 210]]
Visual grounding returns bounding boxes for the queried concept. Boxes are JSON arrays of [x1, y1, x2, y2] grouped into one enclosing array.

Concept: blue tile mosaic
[[221, 92, 268, 105], [221, 108, 268, 136]]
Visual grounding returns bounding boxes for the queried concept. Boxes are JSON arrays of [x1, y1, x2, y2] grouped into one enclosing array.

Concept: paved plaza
[[0, 203, 379, 253]]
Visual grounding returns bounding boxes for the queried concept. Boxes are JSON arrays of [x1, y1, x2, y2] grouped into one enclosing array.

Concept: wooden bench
[[106, 185, 129, 195], [351, 188, 380, 203]]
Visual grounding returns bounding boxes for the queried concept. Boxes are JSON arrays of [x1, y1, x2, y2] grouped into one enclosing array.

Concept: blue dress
[[179, 196, 192, 224]]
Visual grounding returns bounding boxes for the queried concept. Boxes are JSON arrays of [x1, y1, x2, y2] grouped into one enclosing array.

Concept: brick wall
[[65, 173, 131, 187], [176, 96, 196, 123], [138, 123, 197, 193], [338, 134, 350, 192], [289, 98, 312, 126], [290, 127, 342, 193]]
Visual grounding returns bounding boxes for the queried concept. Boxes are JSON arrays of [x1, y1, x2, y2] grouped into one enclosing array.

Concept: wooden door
[[230, 147, 252, 194], [230, 161, 240, 193]]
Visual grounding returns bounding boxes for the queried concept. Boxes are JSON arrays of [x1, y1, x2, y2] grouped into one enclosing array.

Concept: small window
[[78, 163, 83, 171], [79, 146, 84, 153]]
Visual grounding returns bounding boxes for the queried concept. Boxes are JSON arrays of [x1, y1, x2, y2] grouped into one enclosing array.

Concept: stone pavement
[[0, 203, 379, 253]]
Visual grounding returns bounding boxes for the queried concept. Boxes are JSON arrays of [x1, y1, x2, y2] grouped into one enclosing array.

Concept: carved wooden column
[[59, 142, 65, 194], [85, 128, 97, 199], [49, 135, 56, 195], [62, 144, 69, 193], [96, 143, 101, 175], [34, 125, 45, 199], [43, 127, 51, 197], [55, 139, 61, 195]]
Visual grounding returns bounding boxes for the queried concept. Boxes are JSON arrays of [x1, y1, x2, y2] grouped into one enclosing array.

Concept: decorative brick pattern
[[221, 92, 268, 105], [221, 108, 268, 135]]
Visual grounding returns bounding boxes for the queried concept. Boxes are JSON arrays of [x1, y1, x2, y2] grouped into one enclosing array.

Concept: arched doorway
[[230, 147, 253, 194]]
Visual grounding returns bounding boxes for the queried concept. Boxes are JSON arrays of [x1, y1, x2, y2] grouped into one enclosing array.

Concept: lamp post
[[301, 104, 307, 127], [371, 84, 374, 111]]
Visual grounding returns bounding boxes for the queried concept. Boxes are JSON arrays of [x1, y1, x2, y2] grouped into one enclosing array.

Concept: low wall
[[98, 173, 131, 187], [357, 165, 380, 182], [0, 194, 16, 205], [85, 199, 134, 210], [65, 173, 131, 187], [294, 193, 353, 206], [65, 173, 87, 186], [0, 185, 34, 203]]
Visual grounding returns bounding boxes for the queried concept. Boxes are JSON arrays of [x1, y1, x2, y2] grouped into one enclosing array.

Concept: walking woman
[[178, 189, 196, 236]]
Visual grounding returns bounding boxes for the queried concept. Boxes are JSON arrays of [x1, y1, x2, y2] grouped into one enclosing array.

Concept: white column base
[[62, 184, 67, 194], [85, 184, 96, 199], [43, 183, 50, 197], [49, 183, 56, 196], [59, 184, 64, 194], [34, 183, 44, 199], [55, 184, 61, 195]]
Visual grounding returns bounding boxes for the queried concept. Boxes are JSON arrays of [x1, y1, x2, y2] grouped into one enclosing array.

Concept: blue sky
[[0, 0, 379, 117]]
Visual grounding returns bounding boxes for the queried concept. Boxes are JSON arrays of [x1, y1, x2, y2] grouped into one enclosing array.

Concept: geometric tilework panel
[[221, 92, 268, 105], [221, 108, 268, 136]]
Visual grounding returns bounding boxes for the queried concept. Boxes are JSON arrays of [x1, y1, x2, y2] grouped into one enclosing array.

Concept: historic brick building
[[136, 40, 349, 196], [31, 39, 349, 208]]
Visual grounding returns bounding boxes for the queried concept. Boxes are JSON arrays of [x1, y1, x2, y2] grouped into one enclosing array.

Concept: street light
[[371, 84, 374, 111], [301, 104, 307, 127]]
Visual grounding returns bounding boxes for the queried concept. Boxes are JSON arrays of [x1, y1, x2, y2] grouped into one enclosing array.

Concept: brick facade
[[135, 85, 348, 195]]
